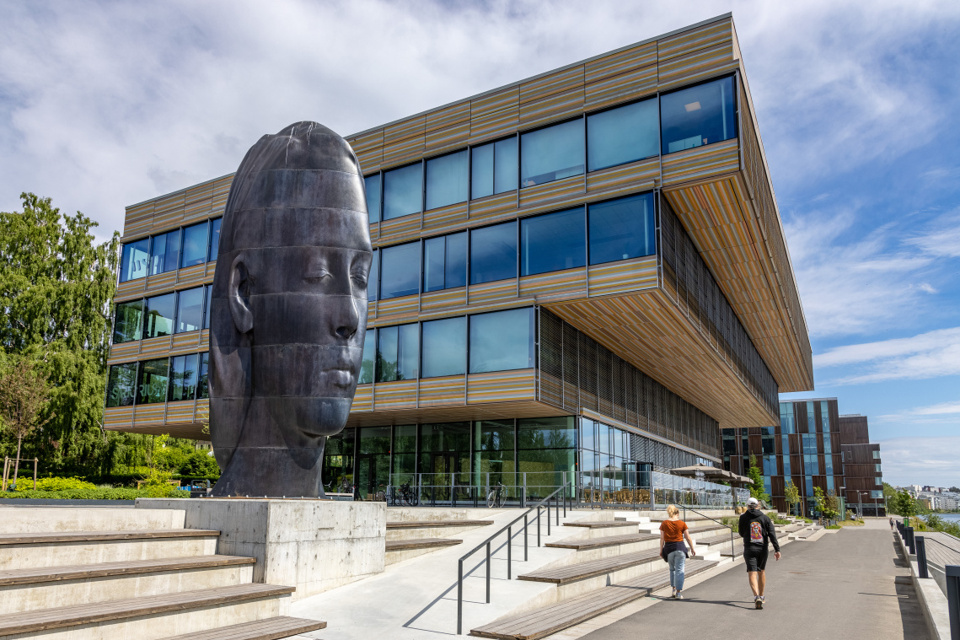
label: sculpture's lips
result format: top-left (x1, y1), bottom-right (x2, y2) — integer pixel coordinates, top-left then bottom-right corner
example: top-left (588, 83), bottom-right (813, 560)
top-left (324, 368), bottom-right (354, 388)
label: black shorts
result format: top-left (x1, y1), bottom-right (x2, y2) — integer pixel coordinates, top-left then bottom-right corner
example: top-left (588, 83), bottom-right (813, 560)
top-left (743, 544), bottom-right (769, 572)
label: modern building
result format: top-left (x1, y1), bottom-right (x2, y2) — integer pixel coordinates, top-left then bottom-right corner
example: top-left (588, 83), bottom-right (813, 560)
top-left (103, 15), bottom-right (813, 504)
top-left (721, 399), bottom-right (885, 517)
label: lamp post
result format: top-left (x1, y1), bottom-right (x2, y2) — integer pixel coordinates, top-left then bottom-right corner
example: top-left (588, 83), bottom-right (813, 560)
top-left (840, 486), bottom-right (846, 519)
top-left (858, 491), bottom-right (865, 520)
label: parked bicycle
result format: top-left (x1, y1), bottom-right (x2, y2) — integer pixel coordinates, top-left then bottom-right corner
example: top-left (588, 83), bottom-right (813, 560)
top-left (486, 481), bottom-right (506, 508)
top-left (393, 481), bottom-right (419, 507)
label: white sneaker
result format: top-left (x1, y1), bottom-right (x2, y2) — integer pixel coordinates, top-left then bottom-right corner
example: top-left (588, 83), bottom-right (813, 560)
top-left (676, 590), bottom-right (683, 600)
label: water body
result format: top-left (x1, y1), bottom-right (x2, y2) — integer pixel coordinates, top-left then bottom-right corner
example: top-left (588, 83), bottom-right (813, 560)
top-left (935, 513), bottom-right (960, 523)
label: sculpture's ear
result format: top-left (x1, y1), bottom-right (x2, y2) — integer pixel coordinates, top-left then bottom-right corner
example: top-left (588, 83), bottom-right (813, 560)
top-left (228, 253), bottom-right (253, 334)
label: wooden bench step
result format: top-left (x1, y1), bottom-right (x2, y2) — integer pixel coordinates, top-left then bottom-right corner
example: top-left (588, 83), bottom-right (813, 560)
top-left (0, 582), bottom-right (294, 636)
top-left (563, 521), bottom-right (636, 529)
top-left (0, 555), bottom-right (255, 587)
top-left (471, 560), bottom-right (718, 639)
top-left (386, 538), bottom-right (463, 552)
top-left (0, 529), bottom-right (221, 546)
top-left (518, 548), bottom-right (661, 584)
top-left (546, 533), bottom-right (658, 551)
top-left (386, 520), bottom-right (493, 529)
top-left (160, 616), bottom-right (326, 640)
top-left (695, 533), bottom-right (739, 547)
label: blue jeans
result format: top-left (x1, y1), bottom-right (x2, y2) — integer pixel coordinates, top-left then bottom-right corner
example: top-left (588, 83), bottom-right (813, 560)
top-left (668, 550), bottom-right (686, 591)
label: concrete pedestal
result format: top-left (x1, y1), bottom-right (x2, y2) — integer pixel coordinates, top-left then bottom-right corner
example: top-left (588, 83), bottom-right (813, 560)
top-left (136, 498), bottom-right (385, 600)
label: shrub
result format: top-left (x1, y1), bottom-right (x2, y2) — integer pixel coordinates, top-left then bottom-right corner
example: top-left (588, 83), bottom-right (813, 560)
top-left (2, 487), bottom-right (188, 500)
top-left (13, 476), bottom-right (96, 492)
top-left (179, 451), bottom-right (220, 478)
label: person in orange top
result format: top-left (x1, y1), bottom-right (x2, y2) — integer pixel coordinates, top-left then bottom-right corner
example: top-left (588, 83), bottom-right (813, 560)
top-left (660, 504), bottom-right (697, 599)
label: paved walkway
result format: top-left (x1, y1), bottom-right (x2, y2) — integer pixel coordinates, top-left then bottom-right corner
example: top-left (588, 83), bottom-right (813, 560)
top-left (575, 519), bottom-right (930, 640)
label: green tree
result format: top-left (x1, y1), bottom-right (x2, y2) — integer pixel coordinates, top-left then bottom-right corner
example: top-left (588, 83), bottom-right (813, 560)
top-left (746, 454), bottom-right (771, 504)
top-left (894, 489), bottom-right (917, 518)
top-left (0, 357), bottom-right (53, 483)
top-left (0, 193), bottom-right (122, 475)
top-left (784, 479), bottom-right (801, 517)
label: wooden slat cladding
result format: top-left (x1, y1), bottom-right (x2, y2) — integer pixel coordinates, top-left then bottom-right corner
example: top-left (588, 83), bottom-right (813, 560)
top-left (372, 295), bottom-right (419, 324)
top-left (425, 102), bottom-right (471, 154)
top-left (123, 202), bottom-right (154, 238)
top-left (661, 139), bottom-right (740, 186)
top-left (348, 129), bottom-right (385, 174)
top-left (422, 202), bottom-right (468, 236)
top-left (584, 65), bottom-right (657, 111)
top-left (418, 375), bottom-right (467, 407)
top-left (587, 257), bottom-right (659, 297)
top-left (468, 192), bottom-right (517, 225)
top-left (658, 17), bottom-right (733, 61)
top-left (352, 385), bottom-right (373, 412)
top-left (377, 213), bottom-right (421, 246)
top-left (374, 380), bottom-right (418, 410)
top-left (470, 87), bottom-right (519, 143)
top-left (420, 287), bottom-right (467, 314)
top-left (519, 268), bottom-right (587, 302)
top-left (585, 41), bottom-right (658, 84)
top-left (467, 370), bottom-right (536, 404)
top-left (518, 175), bottom-right (584, 210)
top-left (519, 88), bottom-right (585, 129)
top-left (585, 157), bottom-right (659, 199)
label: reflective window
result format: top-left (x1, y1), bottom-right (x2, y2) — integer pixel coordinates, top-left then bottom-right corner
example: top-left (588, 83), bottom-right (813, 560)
top-left (119, 238), bottom-right (150, 282)
top-left (587, 98), bottom-right (659, 171)
top-left (359, 328), bottom-right (376, 384)
top-left (367, 249), bottom-right (379, 301)
top-left (208, 217), bottom-right (222, 262)
top-left (780, 403), bottom-right (795, 434)
top-left (113, 300), bottom-right (144, 344)
top-left (421, 316), bottom-right (466, 378)
top-left (820, 400), bottom-right (830, 432)
top-left (365, 174), bottom-right (382, 224)
top-left (180, 221), bottom-right (208, 268)
top-left (106, 362), bottom-right (138, 407)
top-left (376, 323), bottom-right (419, 382)
top-left (521, 207), bottom-right (585, 276)
top-left (142, 293), bottom-right (176, 339)
top-left (202, 285), bottom-right (212, 330)
top-left (197, 353), bottom-right (209, 399)
top-left (380, 242), bottom-right (420, 299)
top-left (661, 76), bottom-right (736, 154)
top-left (520, 119), bottom-right (584, 187)
top-left (588, 193), bottom-right (656, 265)
top-left (423, 232), bottom-right (467, 292)
top-left (383, 162), bottom-right (422, 220)
top-left (518, 417), bottom-right (575, 449)
top-left (469, 307), bottom-right (535, 373)
top-left (425, 150), bottom-right (468, 210)
top-left (471, 136), bottom-right (518, 198)
top-left (470, 222), bottom-right (517, 285)
top-left (168, 354), bottom-right (198, 401)
top-left (149, 229), bottom-right (181, 275)
top-left (137, 358), bottom-right (169, 404)
top-left (175, 287), bottom-right (204, 334)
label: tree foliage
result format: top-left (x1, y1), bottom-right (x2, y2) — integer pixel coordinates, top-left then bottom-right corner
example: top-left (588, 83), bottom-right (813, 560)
top-left (746, 454), bottom-right (771, 504)
top-left (0, 192), bottom-right (149, 476)
top-left (784, 479), bottom-right (801, 516)
top-left (0, 357), bottom-right (53, 481)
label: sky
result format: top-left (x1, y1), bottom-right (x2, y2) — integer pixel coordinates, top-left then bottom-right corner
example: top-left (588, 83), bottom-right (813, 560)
top-left (1, 0), bottom-right (958, 488)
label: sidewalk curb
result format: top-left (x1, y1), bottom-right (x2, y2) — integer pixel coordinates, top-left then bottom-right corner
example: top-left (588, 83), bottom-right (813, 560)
top-left (894, 530), bottom-right (950, 639)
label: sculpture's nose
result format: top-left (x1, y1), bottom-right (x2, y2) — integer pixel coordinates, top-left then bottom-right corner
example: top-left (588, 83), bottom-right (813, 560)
top-left (334, 296), bottom-right (360, 341)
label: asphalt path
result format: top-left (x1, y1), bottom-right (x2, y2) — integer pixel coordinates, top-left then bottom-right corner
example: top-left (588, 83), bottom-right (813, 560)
top-left (578, 519), bottom-right (930, 640)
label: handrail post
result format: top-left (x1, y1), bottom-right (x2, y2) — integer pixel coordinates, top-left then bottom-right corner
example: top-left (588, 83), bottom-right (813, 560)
top-left (547, 503), bottom-right (551, 536)
top-left (452, 475), bottom-right (456, 507)
top-left (916, 536), bottom-right (929, 579)
top-left (524, 513), bottom-right (529, 561)
top-left (947, 565), bottom-right (960, 640)
top-left (457, 559), bottom-right (464, 635)
top-left (537, 507), bottom-right (542, 546)
top-left (507, 526), bottom-right (513, 579)
top-left (523, 473), bottom-right (528, 508)
top-left (485, 541), bottom-right (491, 603)
top-left (906, 526), bottom-right (916, 555)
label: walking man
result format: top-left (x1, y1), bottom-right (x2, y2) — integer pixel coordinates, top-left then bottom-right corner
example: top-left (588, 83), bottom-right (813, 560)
top-left (738, 497), bottom-right (781, 609)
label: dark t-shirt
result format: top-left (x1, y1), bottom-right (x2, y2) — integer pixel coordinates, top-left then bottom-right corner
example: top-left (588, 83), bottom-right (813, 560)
top-left (738, 509), bottom-right (780, 552)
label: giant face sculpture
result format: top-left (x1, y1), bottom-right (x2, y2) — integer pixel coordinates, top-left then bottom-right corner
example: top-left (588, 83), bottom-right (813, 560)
top-left (209, 122), bottom-right (371, 497)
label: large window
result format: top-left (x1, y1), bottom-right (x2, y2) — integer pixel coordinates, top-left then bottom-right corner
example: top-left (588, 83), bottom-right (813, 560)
top-left (421, 317), bottom-right (466, 378)
top-left (475, 419), bottom-right (516, 490)
top-left (149, 229), bottom-right (180, 276)
top-left (113, 300), bottom-right (144, 344)
top-left (180, 221), bottom-right (208, 269)
top-left (198, 352), bottom-right (209, 399)
top-left (137, 358), bottom-right (169, 404)
top-left (106, 362), bottom-right (138, 407)
top-left (587, 98), bottom-right (659, 171)
top-left (588, 193), bottom-right (656, 265)
top-left (208, 218), bottom-right (222, 262)
top-left (520, 119), bottom-right (584, 187)
top-left (423, 232), bottom-right (467, 292)
top-left (168, 354), bottom-right (198, 401)
top-left (367, 249), bottom-right (379, 301)
top-left (520, 207), bottom-right (585, 276)
top-left (175, 287), bottom-right (204, 334)
top-left (425, 150), bottom-right (468, 210)
top-left (470, 222), bottom-right (517, 285)
top-left (359, 328), bottom-right (376, 384)
top-left (376, 323), bottom-right (419, 382)
top-left (469, 307), bottom-right (535, 373)
top-left (365, 174), bottom-right (382, 224)
top-left (661, 76), bottom-right (736, 154)
top-left (202, 285), bottom-right (212, 330)
top-left (142, 293), bottom-right (176, 339)
top-left (383, 163), bottom-right (422, 220)
top-left (471, 137), bottom-right (518, 198)
top-left (119, 238), bottom-right (150, 282)
top-left (380, 242), bottom-right (420, 299)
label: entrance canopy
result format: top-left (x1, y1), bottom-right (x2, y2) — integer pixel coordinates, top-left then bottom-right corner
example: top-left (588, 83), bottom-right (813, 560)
top-left (670, 464), bottom-right (753, 486)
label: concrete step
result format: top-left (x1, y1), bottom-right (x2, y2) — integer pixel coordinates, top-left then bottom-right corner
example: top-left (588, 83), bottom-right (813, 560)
top-left (0, 555), bottom-right (256, 615)
top-left (0, 529), bottom-right (220, 570)
top-left (518, 548), bottom-right (665, 603)
top-left (546, 533), bottom-right (659, 552)
top-left (386, 519), bottom-right (493, 541)
top-left (0, 507), bottom-right (186, 534)
top-left (385, 537), bottom-right (463, 565)
top-left (0, 582), bottom-right (294, 640)
top-left (471, 560), bottom-right (718, 639)
top-left (159, 616), bottom-right (326, 640)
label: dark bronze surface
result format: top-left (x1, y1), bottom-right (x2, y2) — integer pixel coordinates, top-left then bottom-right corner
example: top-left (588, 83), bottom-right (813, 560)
top-left (209, 122), bottom-right (371, 497)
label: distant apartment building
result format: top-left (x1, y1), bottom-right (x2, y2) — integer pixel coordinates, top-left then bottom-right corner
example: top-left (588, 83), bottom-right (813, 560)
top-left (722, 399), bottom-right (885, 517)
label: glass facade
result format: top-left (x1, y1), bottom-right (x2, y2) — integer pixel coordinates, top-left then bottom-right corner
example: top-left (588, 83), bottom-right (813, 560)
top-left (471, 136), bottom-right (518, 198)
top-left (180, 221), bottom-right (208, 269)
top-left (175, 287), bottom-right (204, 334)
top-left (149, 229), bottom-right (181, 276)
top-left (469, 308), bottom-right (535, 373)
top-left (660, 76), bottom-right (736, 154)
top-left (423, 232), bottom-right (467, 292)
top-left (113, 300), bottom-right (144, 344)
top-left (137, 358), bottom-right (169, 405)
top-left (168, 354), bottom-right (198, 402)
top-left (380, 242), bottom-right (420, 299)
top-left (587, 98), bottom-right (659, 171)
top-left (106, 362), bottom-right (137, 407)
top-left (470, 221), bottom-right (517, 284)
top-left (520, 119), bottom-right (584, 187)
top-left (425, 150), bottom-right (468, 210)
top-left (521, 207), bottom-right (585, 276)
top-left (588, 193), bottom-right (656, 265)
top-left (142, 293), bottom-right (176, 339)
top-left (421, 317), bottom-right (466, 378)
top-left (376, 323), bottom-right (419, 382)
top-left (383, 162), bottom-right (422, 220)
top-left (364, 174), bottom-right (382, 224)
top-left (117, 217), bottom-right (221, 284)
top-left (119, 238), bottom-right (149, 282)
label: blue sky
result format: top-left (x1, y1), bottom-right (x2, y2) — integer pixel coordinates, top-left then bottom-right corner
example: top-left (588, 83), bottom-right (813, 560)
top-left (1, 1), bottom-right (958, 487)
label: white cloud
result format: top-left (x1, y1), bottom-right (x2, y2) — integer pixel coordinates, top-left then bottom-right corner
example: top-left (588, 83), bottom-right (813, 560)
top-left (814, 327), bottom-right (960, 384)
top-left (906, 210), bottom-right (960, 259)
top-left (876, 436), bottom-right (960, 487)
top-left (877, 400), bottom-right (960, 425)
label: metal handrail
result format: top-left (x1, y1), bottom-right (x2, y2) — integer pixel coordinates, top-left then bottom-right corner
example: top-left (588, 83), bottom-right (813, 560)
top-left (456, 481), bottom-right (571, 635)
top-left (681, 505), bottom-right (740, 561)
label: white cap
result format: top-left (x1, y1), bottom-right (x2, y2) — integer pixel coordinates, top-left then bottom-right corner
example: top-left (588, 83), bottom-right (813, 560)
top-left (746, 497), bottom-right (760, 507)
